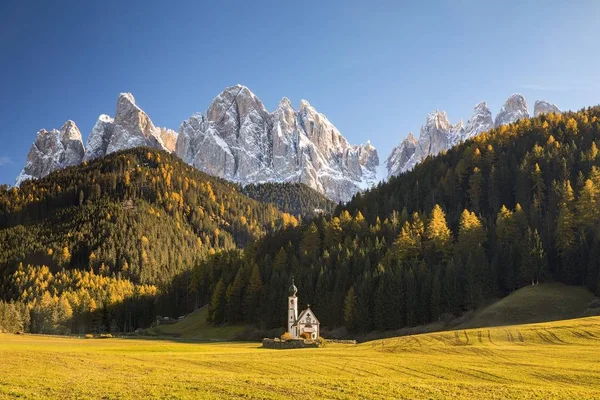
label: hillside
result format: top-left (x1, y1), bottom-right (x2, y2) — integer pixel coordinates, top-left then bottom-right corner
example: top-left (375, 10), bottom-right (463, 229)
top-left (174, 105), bottom-right (600, 332)
top-left (2, 316), bottom-right (600, 398)
top-left (461, 282), bottom-right (597, 329)
top-left (0, 147), bottom-right (298, 286)
top-left (242, 182), bottom-right (336, 218)
top-left (0, 147), bottom-right (301, 333)
top-left (143, 306), bottom-right (247, 341)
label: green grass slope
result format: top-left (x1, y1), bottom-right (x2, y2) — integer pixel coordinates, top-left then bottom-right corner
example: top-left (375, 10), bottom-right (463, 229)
top-left (143, 307), bottom-right (247, 341)
top-left (461, 282), bottom-right (596, 329)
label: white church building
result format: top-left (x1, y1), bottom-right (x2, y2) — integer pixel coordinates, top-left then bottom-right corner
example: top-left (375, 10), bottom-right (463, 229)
top-left (287, 278), bottom-right (320, 340)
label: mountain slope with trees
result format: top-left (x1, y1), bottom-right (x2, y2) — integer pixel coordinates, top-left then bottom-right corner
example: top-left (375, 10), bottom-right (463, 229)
top-left (0, 147), bottom-right (302, 332)
top-left (242, 182), bottom-right (336, 218)
top-left (0, 146), bottom-right (299, 287)
top-left (170, 106), bottom-right (600, 333)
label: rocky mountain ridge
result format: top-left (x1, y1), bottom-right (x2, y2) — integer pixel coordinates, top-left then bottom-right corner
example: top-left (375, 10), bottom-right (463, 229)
top-left (83, 93), bottom-right (170, 162)
top-left (386, 94), bottom-right (560, 178)
top-left (176, 85), bottom-right (378, 203)
top-left (15, 121), bottom-right (85, 186)
top-left (16, 86), bottom-right (378, 203)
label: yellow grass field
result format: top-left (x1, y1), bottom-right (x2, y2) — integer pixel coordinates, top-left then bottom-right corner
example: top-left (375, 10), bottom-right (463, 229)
top-left (1, 317), bottom-right (600, 399)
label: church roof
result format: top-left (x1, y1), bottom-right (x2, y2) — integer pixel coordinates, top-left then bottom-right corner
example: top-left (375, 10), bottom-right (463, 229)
top-left (292, 307), bottom-right (320, 327)
top-left (289, 277), bottom-right (298, 297)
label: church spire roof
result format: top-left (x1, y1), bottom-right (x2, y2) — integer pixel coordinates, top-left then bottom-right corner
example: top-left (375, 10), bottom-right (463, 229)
top-left (289, 276), bottom-right (298, 297)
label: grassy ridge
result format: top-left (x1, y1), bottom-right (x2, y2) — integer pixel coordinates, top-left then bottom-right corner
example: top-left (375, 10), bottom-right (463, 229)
top-left (143, 307), bottom-right (247, 341)
top-left (1, 316), bottom-right (600, 399)
top-left (461, 282), bottom-right (596, 329)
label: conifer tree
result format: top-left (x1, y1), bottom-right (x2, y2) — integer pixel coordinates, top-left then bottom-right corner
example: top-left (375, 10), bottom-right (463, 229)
top-left (425, 205), bottom-right (452, 263)
top-left (556, 181), bottom-right (576, 268)
top-left (243, 264), bottom-right (263, 324)
top-left (576, 179), bottom-right (598, 228)
top-left (343, 286), bottom-right (357, 331)
top-left (468, 167), bottom-right (483, 213)
top-left (209, 279), bottom-right (226, 324)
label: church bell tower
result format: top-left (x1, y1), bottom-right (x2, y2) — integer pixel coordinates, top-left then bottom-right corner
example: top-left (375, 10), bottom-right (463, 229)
top-left (288, 277), bottom-right (298, 338)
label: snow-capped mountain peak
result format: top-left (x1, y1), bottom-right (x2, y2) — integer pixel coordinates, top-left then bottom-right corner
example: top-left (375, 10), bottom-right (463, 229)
top-left (175, 87), bottom-right (378, 202)
top-left (462, 101), bottom-right (493, 141)
top-left (278, 97), bottom-right (293, 109)
top-left (16, 120), bottom-right (85, 186)
top-left (84, 92), bottom-right (172, 162)
top-left (534, 100), bottom-right (561, 117)
top-left (494, 94), bottom-right (529, 128)
top-left (387, 94), bottom-right (556, 178)
top-left (385, 132), bottom-right (418, 178)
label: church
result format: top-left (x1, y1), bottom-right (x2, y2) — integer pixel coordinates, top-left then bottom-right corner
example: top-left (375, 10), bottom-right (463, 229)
top-left (287, 278), bottom-right (320, 340)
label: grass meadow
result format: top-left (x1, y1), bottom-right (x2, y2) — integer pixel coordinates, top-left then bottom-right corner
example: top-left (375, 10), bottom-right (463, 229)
top-left (1, 316), bottom-right (600, 399)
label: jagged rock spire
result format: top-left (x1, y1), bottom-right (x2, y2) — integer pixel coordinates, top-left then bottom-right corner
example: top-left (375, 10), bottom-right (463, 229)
top-left (16, 121), bottom-right (84, 186)
top-left (175, 85), bottom-right (379, 202)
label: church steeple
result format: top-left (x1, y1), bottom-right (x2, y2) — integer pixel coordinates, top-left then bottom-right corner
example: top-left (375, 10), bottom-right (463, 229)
top-left (287, 277), bottom-right (299, 338)
top-left (289, 276), bottom-right (298, 297)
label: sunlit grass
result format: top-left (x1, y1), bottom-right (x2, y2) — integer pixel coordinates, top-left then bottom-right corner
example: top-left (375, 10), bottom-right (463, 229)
top-left (1, 316), bottom-right (600, 399)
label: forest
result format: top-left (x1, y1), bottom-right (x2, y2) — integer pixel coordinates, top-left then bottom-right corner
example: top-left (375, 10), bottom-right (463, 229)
top-left (161, 106), bottom-right (600, 332)
top-left (0, 148), bottom-right (298, 332)
top-left (0, 148), bottom-right (300, 286)
top-left (2, 107), bottom-right (600, 334)
top-left (242, 182), bottom-right (336, 218)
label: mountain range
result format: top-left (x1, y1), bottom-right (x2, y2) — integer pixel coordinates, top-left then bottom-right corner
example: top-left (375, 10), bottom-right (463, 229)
top-left (15, 87), bottom-right (560, 202)
top-left (386, 95), bottom-right (561, 178)
top-left (16, 86), bottom-right (378, 203)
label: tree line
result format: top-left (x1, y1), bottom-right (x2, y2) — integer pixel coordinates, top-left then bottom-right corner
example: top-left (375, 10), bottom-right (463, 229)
top-left (0, 264), bottom-right (156, 334)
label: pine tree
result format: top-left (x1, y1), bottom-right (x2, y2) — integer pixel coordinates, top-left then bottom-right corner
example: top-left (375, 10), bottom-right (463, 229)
top-left (404, 268), bottom-right (417, 326)
top-left (576, 179), bottom-right (598, 228)
top-left (353, 282), bottom-right (372, 332)
top-left (457, 209), bottom-right (486, 307)
top-left (457, 210), bottom-right (484, 250)
top-left (393, 222), bottom-right (418, 261)
top-left (468, 167), bottom-right (483, 213)
top-left (373, 278), bottom-right (386, 331)
top-left (343, 286), bottom-right (357, 331)
top-left (225, 268), bottom-right (245, 324)
top-left (243, 264), bottom-right (263, 324)
top-left (530, 163), bottom-right (546, 211)
top-left (425, 205), bottom-right (452, 263)
top-left (556, 200), bottom-right (575, 263)
top-left (495, 206), bottom-right (519, 292)
top-left (209, 279), bottom-right (226, 324)
top-left (301, 223), bottom-right (321, 261)
top-left (529, 229), bottom-right (546, 284)
top-left (430, 272), bottom-right (441, 321)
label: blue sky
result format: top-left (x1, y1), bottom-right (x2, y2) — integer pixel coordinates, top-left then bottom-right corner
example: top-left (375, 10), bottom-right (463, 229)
top-left (1, 0), bottom-right (600, 184)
